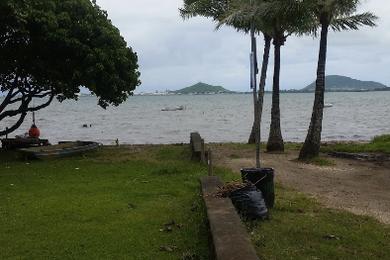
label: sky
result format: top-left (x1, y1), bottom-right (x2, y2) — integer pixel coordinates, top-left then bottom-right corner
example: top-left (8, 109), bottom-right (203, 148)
top-left (96, 0), bottom-right (390, 93)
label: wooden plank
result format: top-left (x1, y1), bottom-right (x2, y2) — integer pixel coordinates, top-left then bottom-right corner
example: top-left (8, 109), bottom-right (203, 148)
top-left (208, 149), bottom-right (213, 176)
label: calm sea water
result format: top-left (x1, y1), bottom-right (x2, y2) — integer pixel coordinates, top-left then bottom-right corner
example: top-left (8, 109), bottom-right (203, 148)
top-left (1, 92), bottom-right (389, 145)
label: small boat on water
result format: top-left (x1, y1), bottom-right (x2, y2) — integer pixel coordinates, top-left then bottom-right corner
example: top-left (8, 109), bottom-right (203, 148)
top-left (324, 103), bottom-right (333, 108)
top-left (19, 141), bottom-right (100, 159)
top-left (161, 105), bottom-right (185, 112)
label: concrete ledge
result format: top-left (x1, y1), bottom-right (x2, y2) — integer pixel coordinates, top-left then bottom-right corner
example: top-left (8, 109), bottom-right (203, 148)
top-left (201, 176), bottom-right (259, 260)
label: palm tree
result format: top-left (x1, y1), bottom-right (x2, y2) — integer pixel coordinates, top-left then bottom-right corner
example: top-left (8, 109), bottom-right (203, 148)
top-left (219, 1), bottom-right (283, 151)
top-left (248, 33), bottom-right (271, 145)
top-left (232, 0), bottom-right (311, 153)
top-left (181, 0), bottom-right (272, 167)
top-left (266, 21), bottom-right (285, 152)
top-left (220, 1), bottom-right (272, 145)
top-left (299, 0), bottom-right (377, 160)
top-left (188, 0), bottom-right (313, 154)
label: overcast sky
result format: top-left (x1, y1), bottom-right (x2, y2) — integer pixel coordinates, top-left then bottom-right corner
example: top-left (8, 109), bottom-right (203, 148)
top-left (96, 0), bottom-right (390, 92)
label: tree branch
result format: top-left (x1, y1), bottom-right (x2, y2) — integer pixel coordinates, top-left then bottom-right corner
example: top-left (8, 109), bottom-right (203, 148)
top-left (0, 95), bottom-right (30, 121)
top-left (0, 87), bottom-right (15, 112)
top-left (27, 93), bottom-right (54, 112)
top-left (0, 112), bottom-right (28, 136)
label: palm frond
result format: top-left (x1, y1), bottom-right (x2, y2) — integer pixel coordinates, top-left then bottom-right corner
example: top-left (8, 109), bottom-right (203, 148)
top-left (179, 0), bottom-right (228, 20)
top-left (215, 1), bottom-right (263, 33)
top-left (330, 12), bottom-right (378, 31)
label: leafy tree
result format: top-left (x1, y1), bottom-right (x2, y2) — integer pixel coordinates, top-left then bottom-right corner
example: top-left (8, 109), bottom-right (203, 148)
top-left (299, 0), bottom-right (377, 159)
top-left (0, 0), bottom-right (140, 136)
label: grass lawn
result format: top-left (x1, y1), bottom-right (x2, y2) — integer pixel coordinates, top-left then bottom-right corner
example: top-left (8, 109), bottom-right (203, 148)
top-left (321, 134), bottom-right (390, 154)
top-left (0, 145), bottom-right (233, 259)
top-left (249, 185), bottom-right (390, 259)
top-left (1, 144), bottom-right (389, 259)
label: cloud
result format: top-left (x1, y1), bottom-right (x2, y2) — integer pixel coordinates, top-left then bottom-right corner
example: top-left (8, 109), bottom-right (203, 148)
top-left (97, 0), bottom-right (390, 92)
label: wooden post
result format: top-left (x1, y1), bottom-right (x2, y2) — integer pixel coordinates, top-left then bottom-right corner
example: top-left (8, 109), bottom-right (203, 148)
top-left (201, 139), bottom-right (206, 163)
top-left (208, 148), bottom-right (213, 176)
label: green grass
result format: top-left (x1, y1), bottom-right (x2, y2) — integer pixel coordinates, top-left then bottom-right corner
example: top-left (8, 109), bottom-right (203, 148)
top-left (321, 134), bottom-right (390, 154)
top-left (249, 185), bottom-right (390, 259)
top-left (0, 145), bottom-right (234, 260)
top-left (212, 134), bottom-right (390, 155)
top-left (1, 144), bottom-right (389, 259)
top-left (297, 156), bottom-right (336, 167)
top-left (284, 142), bottom-right (302, 151)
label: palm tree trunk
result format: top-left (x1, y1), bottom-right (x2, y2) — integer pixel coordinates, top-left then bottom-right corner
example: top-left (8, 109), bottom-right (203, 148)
top-left (248, 34), bottom-right (272, 144)
top-left (299, 21), bottom-right (329, 160)
top-left (267, 37), bottom-right (284, 152)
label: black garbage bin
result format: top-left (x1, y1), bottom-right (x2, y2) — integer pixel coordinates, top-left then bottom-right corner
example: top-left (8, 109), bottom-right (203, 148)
top-left (241, 168), bottom-right (275, 208)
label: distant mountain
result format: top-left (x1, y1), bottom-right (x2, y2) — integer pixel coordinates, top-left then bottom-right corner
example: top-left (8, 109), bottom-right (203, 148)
top-left (302, 75), bottom-right (388, 92)
top-left (173, 82), bottom-right (233, 94)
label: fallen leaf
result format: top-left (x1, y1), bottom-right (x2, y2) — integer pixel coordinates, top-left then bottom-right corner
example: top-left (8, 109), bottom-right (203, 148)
top-left (128, 203), bottom-right (136, 209)
top-left (159, 245), bottom-right (177, 252)
top-left (176, 224), bottom-right (184, 229)
top-left (182, 252), bottom-right (199, 260)
top-left (323, 234), bottom-right (340, 240)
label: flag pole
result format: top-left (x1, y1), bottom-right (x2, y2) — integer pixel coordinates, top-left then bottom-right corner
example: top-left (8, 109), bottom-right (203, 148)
top-left (250, 0), bottom-right (260, 168)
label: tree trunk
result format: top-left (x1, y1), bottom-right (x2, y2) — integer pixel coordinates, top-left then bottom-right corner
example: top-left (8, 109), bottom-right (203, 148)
top-left (267, 36), bottom-right (284, 152)
top-left (299, 21), bottom-right (329, 160)
top-left (248, 34), bottom-right (272, 144)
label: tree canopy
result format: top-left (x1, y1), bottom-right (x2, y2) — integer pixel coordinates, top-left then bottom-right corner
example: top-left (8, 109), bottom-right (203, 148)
top-left (0, 0), bottom-right (141, 136)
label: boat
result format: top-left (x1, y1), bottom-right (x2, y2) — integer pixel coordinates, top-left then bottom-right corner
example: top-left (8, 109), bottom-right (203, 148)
top-left (161, 105), bottom-right (185, 112)
top-left (1, 138), bottom-right (49, 150)
top-left (324, 103), bottom-right (333, 108)
top-left (19, 141), bottom-right (100, 159)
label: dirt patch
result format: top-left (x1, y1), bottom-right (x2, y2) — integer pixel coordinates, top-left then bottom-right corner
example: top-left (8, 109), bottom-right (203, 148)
top-left (211, 144), bottom-right (390, 224)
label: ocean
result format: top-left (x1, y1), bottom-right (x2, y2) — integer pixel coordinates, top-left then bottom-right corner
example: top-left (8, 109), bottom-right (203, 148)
top-left (1, 92), bottom-right (389, 145)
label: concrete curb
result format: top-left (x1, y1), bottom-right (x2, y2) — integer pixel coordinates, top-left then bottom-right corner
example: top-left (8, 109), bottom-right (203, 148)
top-left (201, 176), bottom-right (259, 260)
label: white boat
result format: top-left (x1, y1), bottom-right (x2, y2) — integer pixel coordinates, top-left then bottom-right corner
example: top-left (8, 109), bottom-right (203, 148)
top-left (324, 103), bottom-right (333, 108)
top-left (161, 105), bottom-right (185, 112)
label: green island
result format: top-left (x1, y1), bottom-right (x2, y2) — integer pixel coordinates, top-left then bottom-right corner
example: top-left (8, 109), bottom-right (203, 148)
top-left (169, 76), bottom-right (390, 96)
top-left (301, 75), bottom-right (389, 92)
top-left (171, 82), bottom-right (234, 94)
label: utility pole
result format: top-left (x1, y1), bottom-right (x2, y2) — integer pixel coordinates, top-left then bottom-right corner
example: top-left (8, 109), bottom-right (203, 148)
top-left (250, 0), bottom-right (261, 168)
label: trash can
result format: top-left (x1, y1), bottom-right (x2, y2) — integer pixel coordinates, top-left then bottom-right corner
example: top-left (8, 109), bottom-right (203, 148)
top-left (241, 168), bottom-right (275, 208)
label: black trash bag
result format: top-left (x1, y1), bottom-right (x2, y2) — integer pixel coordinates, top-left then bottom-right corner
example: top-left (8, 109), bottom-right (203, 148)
top-left (229, 184), bottom-right (268, 220)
